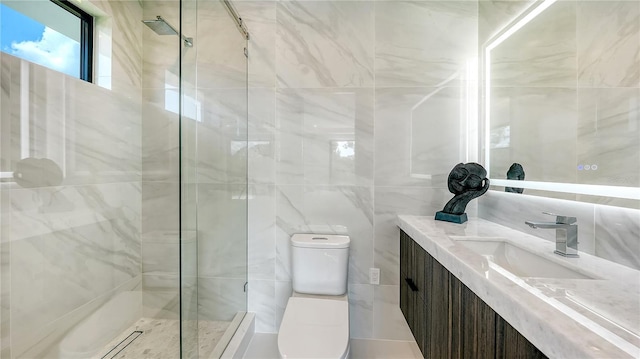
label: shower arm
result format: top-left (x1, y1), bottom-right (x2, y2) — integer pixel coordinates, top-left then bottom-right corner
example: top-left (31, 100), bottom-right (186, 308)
top-left (157, 16), bottom-right (193, 48)
top-left (143, 16), bottom-right (193, 48)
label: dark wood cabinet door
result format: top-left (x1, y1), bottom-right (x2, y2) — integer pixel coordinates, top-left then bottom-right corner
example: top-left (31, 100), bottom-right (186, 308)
top-left (496, 317), bottom-right (547, 359)
top-left (426, 257), bottom-right (449, 359)
top-left (400, 231), bottom-right (409, 324)
top-left (461, 281), bottom-right (496, 359)
top-left (413, 239), bottom-right (426, 301)
top-left (400, 231), bottom-right (546, 359)
top-left (412, 290), bottom-right (427, 354)
top-left (449, 273), bottom-right (464, 359)
top-left (400, 269), bottom-right (411, 327)
top-left (400, 231), bottom-right (412, 277)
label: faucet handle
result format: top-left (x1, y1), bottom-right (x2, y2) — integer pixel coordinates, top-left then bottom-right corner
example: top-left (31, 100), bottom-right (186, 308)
top-left (542, 212), bottom-right (576, 224)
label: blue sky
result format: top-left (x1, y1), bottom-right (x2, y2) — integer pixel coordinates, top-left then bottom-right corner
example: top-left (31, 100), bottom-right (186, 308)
top-left (0, 5), bottom-right (45, 49)
top-left (1, 3), bottom-right (80, 77)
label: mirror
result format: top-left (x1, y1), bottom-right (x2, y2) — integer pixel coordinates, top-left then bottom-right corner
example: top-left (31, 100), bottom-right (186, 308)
top-left (484, 0), bottom-right (640, 203)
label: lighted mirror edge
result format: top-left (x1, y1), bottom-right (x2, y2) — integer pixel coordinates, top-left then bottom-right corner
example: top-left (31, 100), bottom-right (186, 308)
top-left (484, 0), bottom-right (558, 176)
top-left (490, 179), bottom-right (640, 201)
top-left (485, 0), bottom-right (558, 52)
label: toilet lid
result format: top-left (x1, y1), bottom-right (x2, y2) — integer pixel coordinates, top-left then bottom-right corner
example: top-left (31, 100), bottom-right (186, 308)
top-left (278, 297), bottom-right (349, 358)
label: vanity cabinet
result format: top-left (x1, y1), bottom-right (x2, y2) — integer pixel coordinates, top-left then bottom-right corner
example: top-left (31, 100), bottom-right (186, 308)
top-left (400, 230), bottom-right (547, 359)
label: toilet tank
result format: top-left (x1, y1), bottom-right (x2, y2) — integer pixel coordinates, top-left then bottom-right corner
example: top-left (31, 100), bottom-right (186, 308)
top-left (291, 234), bottom-right (350, 296)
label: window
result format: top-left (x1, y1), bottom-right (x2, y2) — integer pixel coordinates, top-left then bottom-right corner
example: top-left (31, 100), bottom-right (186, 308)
top-left (0, 0), bottom-right (93, 81)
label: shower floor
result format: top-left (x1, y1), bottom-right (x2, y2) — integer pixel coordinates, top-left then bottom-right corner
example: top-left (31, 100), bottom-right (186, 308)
top-left (95, 318), bottom-right (231, 359)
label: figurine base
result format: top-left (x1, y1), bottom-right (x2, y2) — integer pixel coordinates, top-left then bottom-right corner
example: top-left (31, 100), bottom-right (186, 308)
top-left (435, 211), bottom-right (468, 224)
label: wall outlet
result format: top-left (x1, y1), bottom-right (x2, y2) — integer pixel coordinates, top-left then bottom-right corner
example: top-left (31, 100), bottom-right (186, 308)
top-left (369, 268), bottom-right (380, 285)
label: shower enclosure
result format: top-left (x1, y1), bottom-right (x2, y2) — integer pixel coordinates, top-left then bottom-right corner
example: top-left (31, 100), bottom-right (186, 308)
top-left (0, 0), bottom-right (248, 357)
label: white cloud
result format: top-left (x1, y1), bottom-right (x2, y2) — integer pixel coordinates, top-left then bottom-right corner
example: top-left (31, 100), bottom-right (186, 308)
top-left (10, 27), bottom-right (80, 77)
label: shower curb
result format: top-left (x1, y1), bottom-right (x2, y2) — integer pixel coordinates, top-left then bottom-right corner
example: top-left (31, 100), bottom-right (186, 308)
top-left (218, 313), bottom-right (255, 359)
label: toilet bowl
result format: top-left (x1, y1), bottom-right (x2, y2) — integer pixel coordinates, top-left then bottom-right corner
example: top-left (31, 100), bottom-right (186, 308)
top-left (278, 296), bottom-right (350, 359)
top-left (277, 234), bottom-right (351, 359)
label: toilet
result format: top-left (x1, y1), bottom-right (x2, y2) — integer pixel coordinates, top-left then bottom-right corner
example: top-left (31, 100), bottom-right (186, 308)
top-left (277, 234), bottom-right (351, 359)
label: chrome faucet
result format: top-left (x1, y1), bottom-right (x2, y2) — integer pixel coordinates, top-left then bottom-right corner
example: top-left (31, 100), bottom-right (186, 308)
top-left (525, 212), bottom-right (579, 258)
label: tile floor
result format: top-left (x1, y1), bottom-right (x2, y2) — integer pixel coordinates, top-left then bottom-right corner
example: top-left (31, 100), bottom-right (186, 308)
top-left (242, 333), bottom-right (423, 359)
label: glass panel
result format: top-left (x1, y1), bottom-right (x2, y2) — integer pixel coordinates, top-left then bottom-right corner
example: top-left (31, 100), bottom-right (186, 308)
top-left (181, 0), bottom-right (199, 356)
top-left (180, 0), bottom-right (248, 357)
top-left (0, 0), bottom-right (149, 357)
top-left (114, 0), bottom-right (183, 357)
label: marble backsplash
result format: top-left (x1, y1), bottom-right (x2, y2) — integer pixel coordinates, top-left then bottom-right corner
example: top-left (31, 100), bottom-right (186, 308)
top-left (479, 191), bottom-right (640, 271)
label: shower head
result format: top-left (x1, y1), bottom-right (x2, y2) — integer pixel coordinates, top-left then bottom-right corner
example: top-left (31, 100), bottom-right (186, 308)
top-left (142, 16), bottom-right (193, 47)
top-left (143, 16), bottom-right (178, 35)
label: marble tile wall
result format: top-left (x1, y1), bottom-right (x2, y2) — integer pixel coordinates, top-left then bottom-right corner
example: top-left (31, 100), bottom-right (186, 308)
top-left (239, 0), bottom-right (478, 339)
top-left (0, 0), bottom-right (144, 357)
top-left (479, 0), bottom-right (640, 271)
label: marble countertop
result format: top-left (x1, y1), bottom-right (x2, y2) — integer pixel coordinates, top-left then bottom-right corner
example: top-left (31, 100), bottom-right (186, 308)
top-left (397, 215), bottom-right (640, 359)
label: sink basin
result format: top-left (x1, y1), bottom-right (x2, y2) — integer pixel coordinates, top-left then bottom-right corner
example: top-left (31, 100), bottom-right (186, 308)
top-left (454, 239), bottom-right (596, 280)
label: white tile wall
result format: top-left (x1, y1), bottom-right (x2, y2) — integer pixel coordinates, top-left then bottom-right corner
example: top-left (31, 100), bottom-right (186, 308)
top-left (243, 0), bottom-right (478, 340)
top-left (375, 1), bottom-right (478, 87)
top-left (245, 0), bottom-right (639, 342)
top-left (276, 1), bottom-right (374, 88)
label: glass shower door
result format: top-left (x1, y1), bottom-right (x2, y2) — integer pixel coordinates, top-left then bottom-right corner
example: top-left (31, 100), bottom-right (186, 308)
top-left (180, 0), bottom-right (248, 357)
